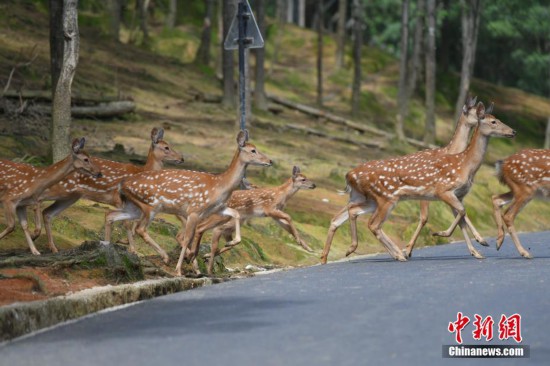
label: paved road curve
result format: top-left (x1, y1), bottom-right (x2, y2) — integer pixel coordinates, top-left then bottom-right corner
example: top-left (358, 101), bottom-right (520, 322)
top-left (2, 232), bottom-right (550, 365)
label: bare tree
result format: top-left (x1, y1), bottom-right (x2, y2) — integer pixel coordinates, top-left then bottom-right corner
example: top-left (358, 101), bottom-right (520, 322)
top-left (453, 0), bottom-right (482, 122)
top-left (287, 0), bottom-right (295, 23)
top-left (407, 0), bottom-right (425, 96)
top-left (317, 0), bottom-right (324, 107)
top-left (254, 0), bottom-right (267, 110)
top-left (545, 117), bottom-right (550, 149)
top-left (138, 0), bottom-right (150, 40)
top-left (424, 0), bottom-right (436, 144)
top-left (335, 0), bottom-right (347, 69)
top-left (49, 0), bottom-right (79, 162)
top-left (222, 0), bottom-right (236, 107)
top-left (272, 0), bottom-right (286, 68)
top-left (165, 0), bottom-right (177, 29)
top-left (298, 0), bottom-right (306, 27)
top-left (395, 0), bottom-right (410, 141)
top-left (351, 0), bottom-right (363, 117)
top-left (110, 0), bottom-right (122, 42)
top-left (195, 0), bottom-right (214, 65)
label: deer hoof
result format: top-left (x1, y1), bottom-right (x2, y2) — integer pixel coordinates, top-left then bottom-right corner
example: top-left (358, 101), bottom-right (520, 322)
top-left (521, 252), bottom-right (533, 259)
top-left (30, 248), bottom-right (41, 256)
top-left (471, 251), bottom-right (485, 259)
top-left (100, 240), bottom-right (110, 246)
top-left (320, 255), bottom-right (327, 264)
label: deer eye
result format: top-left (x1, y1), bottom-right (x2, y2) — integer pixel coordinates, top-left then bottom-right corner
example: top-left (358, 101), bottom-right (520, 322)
top-left (251, 149), bottom-right (256, 154)
top-left (165, 146), bottom-right (170, 150)
top-left (84, 158), bottom-right (89, 163)
top-left (491, 120), bottom-right (496, 125)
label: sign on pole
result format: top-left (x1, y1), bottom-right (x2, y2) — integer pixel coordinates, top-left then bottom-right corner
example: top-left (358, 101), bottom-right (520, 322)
top-left (224, 0), bottom-right (264, 132)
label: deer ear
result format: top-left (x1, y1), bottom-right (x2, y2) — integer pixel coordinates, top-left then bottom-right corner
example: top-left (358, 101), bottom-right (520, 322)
top-left (72, 138), bottom-right (85, 153)
top-left (476, 102), bottom-right (486, 119)
top-left (469, 96), bottom-right (477, 108)
top-left (292, 166), bottom-right (300, 177)
top-left (486, 102), bottom-right (494, 115)
top-left (237, 130), bottom-right (247, 147)
top-left (151, 127), bottom-right (163, 144)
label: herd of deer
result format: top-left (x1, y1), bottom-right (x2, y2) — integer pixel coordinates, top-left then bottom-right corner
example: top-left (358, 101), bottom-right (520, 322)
top-left (0, 97), bottom-right (548, 276)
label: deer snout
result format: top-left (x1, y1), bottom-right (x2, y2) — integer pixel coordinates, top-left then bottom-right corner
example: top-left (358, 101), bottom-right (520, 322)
top-left (310, 183), bottom-right (317, 189)
top-left (264, 159), bottom-right (274, 166)
top-left (506, 130), bottom-right (517, 138)
top-left (94, 171), bottom-right (103, 179)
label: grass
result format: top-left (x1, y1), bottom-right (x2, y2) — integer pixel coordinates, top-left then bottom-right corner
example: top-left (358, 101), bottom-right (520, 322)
top-left (0, 3), bottom-right (549, 274)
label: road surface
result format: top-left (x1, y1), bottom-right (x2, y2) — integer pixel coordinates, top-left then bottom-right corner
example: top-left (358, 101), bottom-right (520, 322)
top-left (1, 231), bottom-right (549, 365)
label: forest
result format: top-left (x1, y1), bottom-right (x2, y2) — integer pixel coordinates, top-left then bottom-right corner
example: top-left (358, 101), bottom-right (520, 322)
top-left (0, 0), bottom-right (549, 301)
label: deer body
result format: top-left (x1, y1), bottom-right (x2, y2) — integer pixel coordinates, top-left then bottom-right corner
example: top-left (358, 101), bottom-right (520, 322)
top-left (321, 103), bottom-right (515, 264)
top-left (189, 167), bottom-right (316, 275)
top-left (0, 138), bottom-right (101, 255)
top-left (38, 128), bottom-right (183, 255)
top-left (492, 148), bottom-right (550, 258)
top-left (104, 131), bottom-right (273, 275)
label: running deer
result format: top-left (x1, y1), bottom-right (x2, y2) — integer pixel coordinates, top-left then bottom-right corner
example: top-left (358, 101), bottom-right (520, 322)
top-left (321, 103), bottom-right (516, 264)
top-left (0, 138), bottom-right (101, 255)
top-left (104, 130), bottom-right (273, 275)
top-left (492, 149), bottom-right (550, 258)
top-left (39, 127), bottom-right (184, 256)
top-left (187, 166), bottom-right (316, 275)
top-left (404, 97), bottom-right (489, 258)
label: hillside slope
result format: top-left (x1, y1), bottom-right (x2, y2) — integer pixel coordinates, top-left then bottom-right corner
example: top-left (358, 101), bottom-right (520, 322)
top-left (0, 1), bottom-right (549, 274)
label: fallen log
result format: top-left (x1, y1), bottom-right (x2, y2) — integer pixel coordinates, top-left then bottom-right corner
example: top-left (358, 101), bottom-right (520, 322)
top-left (285, 123), bottom-right (384, 149)
top-left (2, 90), bottom-right (128, 104)
top-left (27, 100), bottom-right (136, 118)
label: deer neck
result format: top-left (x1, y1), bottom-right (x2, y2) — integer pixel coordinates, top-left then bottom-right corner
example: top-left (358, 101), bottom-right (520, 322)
top-left (274, 178), bottom-right (297, 206)
top-left (461, 126), bottom-right (489, 178)
top-left (445, 113), bottom-right (471, 154)
top-left (35, 155), bottom-right (75, 193)
top-left (217, 149), bottom-right (248, 195)
top-left (143, 145), bottom-right (162, 171)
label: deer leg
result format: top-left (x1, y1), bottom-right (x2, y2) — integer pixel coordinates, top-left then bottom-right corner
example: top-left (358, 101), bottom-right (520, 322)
top-left (321, 205), bottom-right (350, 264)
top-left (346, 201), bottom-right (376, 257)
top-left (42, 196), bottom-right (80, 253)
top-left (176, 213), bottom-right (200, 276)
top-left (134, 211), bottom-right (169, 264)
top-left (268, 210), bottom-right (313, 252)
top-left (30, 203), bottom-right (42, 240)
top-left (221, 207), bottom-right (241, 246)
top-left (492, 192), bottom-right (514, 249)
top-left (104, 202), bottom-right (141, 245)
top-left (0, 201), bottom-right (18, 241)
top-left (367, 200), bottom-right (407, 262)
top-left (16, 205), bottom-right (41, 256)
top-left (462, 215), bottom-right (488, 246)
top-left (206, 227), bottom-right (226, 276)
top-left (405, 201), bottom-right (429, 258)
top-left (502, 195), bottom-right (533, 259)
top-left (175, 214), bottom-right (187, 244)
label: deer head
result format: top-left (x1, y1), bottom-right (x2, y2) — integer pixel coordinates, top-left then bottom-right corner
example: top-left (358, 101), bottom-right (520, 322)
top-left (476, 103), bottom-right (516, 138)
top-left (150, 127), bottom-right (185, 164)
top-left (292, 166), bottom-right (316, 190)
top-left (237, 130), bottom-right (273, 167)
top-left (461, 95), bottom-right (480, 128)
top-left (71, 138), bottom-right (102, 178)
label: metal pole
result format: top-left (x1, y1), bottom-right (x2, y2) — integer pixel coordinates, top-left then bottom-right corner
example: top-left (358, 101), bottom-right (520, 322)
top-left (238, 0), bottom-right (248, 132)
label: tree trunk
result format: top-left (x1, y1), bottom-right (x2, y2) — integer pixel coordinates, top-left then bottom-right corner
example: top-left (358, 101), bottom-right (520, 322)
top-left (165, 0), bottom-right (177, 29)
top-left (254, 0), bottom-right (267, 111)
top-left (545, 117), bottom-right (550, 149)
top-left (316, 0), bottom-right (324, 107)
top-left (298, 0), bottom-right (306, 27)
top-left (222, 0), bottom-right (236, 108)
top-left (407, 0), bottom-right (425, 97)
top-left (351, 0), bottom-right (363, 117)
top-left (138, 0), bottom-right (149, 40)
top-left (272, 0), bottom-right (286, 68)
top-left (424, 0), bottom-right (436, 144)
top-left (453, 0), bottom-right (481, 122)
top-left (195, 0), bottom-right (214, 66)
top-left (395, 0), bottom-right (409, 141)
top-left (110, 0), bottom-right (121, 42)
top-left (468, 0), bottom-right (482, 76)
top-left (50, 0), bottom-right (79, 163)
top-left (287, 0), bottom-right (295, 23)
top-left (335, 0), bottom-right (347, 69)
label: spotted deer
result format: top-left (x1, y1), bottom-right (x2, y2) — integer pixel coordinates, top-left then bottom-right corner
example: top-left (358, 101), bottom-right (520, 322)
top-left (38, 127), bottom-right (184, 256)
top-left (0, 138), bottom-right (101, 255)
top-left (104, 130), bottom-right (273, 275)
top-left (492, 149), bottom-right (550, 258)
top-left (187, 166), bottom-right (316, 275)
top-left (321, 103), bottom-right (516, 264)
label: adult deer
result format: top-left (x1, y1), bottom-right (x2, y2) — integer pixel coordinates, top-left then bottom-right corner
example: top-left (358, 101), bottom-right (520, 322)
top-left (104, 130), bottom-right (273, 275)
top-left (188, 166), bottom-right (316, 275)
top-left (492, 149), bottom-right (550, 258)
top-left (39, 127), bottom-right (184, 257)
top-left (321, 103), bottom-right (516, 263)
top-left (321, 97), bottom-right (483, 264)
top-left (0, 138), bottom-right (101, 255)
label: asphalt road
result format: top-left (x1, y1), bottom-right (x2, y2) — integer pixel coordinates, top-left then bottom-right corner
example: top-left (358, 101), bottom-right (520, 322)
top-left (1, 231), bottom-right (550, 366)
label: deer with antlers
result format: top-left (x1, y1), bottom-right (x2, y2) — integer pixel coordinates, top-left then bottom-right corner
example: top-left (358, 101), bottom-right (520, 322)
top-left (0, 138), bottom-right (101, 255)
top-left (38, 127), bottom-right (184, 259)
top-left (492, 149), bottom-right (550, 258)
top-left (186, 166), bottom-right (316, 275)
top-left (321, 102), bottom-right (516, 264)
top-left (104, 130), bottom-right (273, 275)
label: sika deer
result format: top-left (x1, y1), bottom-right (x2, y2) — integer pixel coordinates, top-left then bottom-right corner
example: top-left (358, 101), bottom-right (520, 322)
top-left (104, 130), bottom-right (273, 275)
top-left (188, 166), bottom-right (316, 275)
top-left (492, 149), bottom-right (550, 258)
top-left (0, 138), bottom-right (101, 255)
top-left (39, 128), bottom-right (184, 255)
top-left (321, 103), bottom-right (515, 263)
